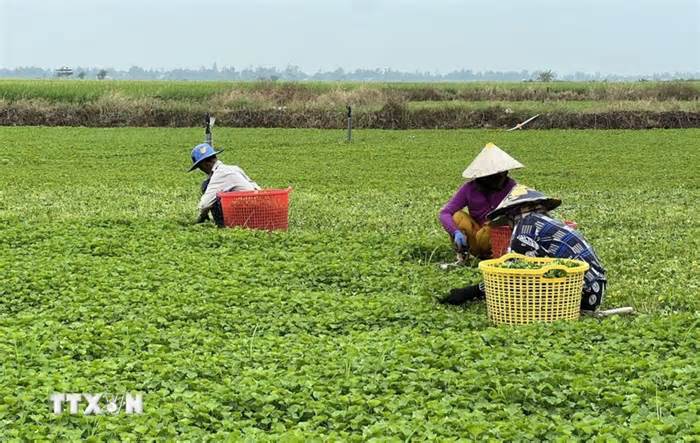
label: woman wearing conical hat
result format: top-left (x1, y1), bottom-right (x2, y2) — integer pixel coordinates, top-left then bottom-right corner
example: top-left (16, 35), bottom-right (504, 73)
top-left (440, 184), bottom-right (607, 312)
top-left (438, 143), bottom-right (523, 259)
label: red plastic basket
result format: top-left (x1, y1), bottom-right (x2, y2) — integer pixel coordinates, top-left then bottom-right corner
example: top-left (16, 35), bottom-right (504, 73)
top-left (490, 226), bottom-right (513, 258)
top-left (217, 188), bottom-right (292, 231)
top-left (490, 220), bottom-right (579, 258)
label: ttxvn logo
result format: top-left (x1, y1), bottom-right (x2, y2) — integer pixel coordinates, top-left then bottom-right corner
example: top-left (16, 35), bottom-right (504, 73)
top-left (51, 393), bottom-right (143, 415)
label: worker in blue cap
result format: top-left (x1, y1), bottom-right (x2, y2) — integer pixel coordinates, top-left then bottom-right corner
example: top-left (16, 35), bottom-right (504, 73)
top-left (189, 143), bottom-right (260, 226)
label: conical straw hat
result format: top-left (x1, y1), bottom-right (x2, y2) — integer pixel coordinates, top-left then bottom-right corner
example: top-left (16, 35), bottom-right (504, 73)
top-left (462, 142), bottom-right (524, 179)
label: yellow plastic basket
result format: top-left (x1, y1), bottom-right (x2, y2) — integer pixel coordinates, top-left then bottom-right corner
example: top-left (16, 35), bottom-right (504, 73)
top-left (478, 252), bottom-right (590, 325)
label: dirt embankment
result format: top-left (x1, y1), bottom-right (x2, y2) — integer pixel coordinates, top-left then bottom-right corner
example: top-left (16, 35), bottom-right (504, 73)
top-left (1, 100), bottom-right (698, 129)
top-left (2, 80), bottom-right (699, 128)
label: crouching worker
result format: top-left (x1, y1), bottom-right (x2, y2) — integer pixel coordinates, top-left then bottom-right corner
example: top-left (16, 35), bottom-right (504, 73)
top-left (440, 185), bottom-right (607, 312)
top-left (439, 143), bottom-right (523, 259)
top-left (188, 143), bottom-right (260, 227)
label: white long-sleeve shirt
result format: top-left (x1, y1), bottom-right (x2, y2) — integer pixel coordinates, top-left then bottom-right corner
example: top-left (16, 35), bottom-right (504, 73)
top-left (198, 161), bottom-right (260, 210)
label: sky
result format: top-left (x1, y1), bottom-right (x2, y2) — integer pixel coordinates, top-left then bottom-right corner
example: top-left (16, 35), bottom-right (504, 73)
top-left (1, 0), bottom-right (699, 75)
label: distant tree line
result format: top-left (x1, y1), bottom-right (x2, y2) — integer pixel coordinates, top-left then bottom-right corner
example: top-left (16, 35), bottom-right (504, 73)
top-left (0, 65), bottom-right (697, 82)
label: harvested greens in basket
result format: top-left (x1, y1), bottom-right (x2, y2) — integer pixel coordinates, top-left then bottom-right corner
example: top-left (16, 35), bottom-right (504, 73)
top-left (494, 258), bottom-right (581, 278)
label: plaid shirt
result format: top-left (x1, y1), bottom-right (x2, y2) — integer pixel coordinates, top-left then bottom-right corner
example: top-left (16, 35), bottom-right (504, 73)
top-left (510, 213), bottom-right (607, 310)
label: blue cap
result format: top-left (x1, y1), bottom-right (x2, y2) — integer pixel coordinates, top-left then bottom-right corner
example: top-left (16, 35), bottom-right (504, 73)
top-left (188, 143), bottom-right (223, 172)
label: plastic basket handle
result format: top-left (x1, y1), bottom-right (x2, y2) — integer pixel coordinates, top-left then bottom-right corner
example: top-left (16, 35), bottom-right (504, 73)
top-left (498, 252), bottom-right (527, 261)
top-left (538, 264), bottom-right (572, 281)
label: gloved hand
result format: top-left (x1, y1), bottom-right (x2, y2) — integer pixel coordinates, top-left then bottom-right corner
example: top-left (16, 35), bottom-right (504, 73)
top-left (453, 231), bottom-right (468, 253)
top-left (439, 284), bottom-right (486, 305)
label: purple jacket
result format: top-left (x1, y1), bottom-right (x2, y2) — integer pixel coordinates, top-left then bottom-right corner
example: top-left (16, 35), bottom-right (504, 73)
top-left (439, 178), bottom-right (517, 234)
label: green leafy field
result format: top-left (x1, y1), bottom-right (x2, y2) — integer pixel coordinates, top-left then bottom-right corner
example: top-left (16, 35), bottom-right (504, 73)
top-left (0, 79), bottom-right (700, 103)
top-left (1, 127), bottom-right (698, 440)
top-left (0, 79), bottom-right (700, 107)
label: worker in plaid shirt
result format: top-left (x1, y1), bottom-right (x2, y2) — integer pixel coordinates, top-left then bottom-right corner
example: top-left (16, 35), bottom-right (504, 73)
top-left (441, 185), bottom-right (607, 311)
